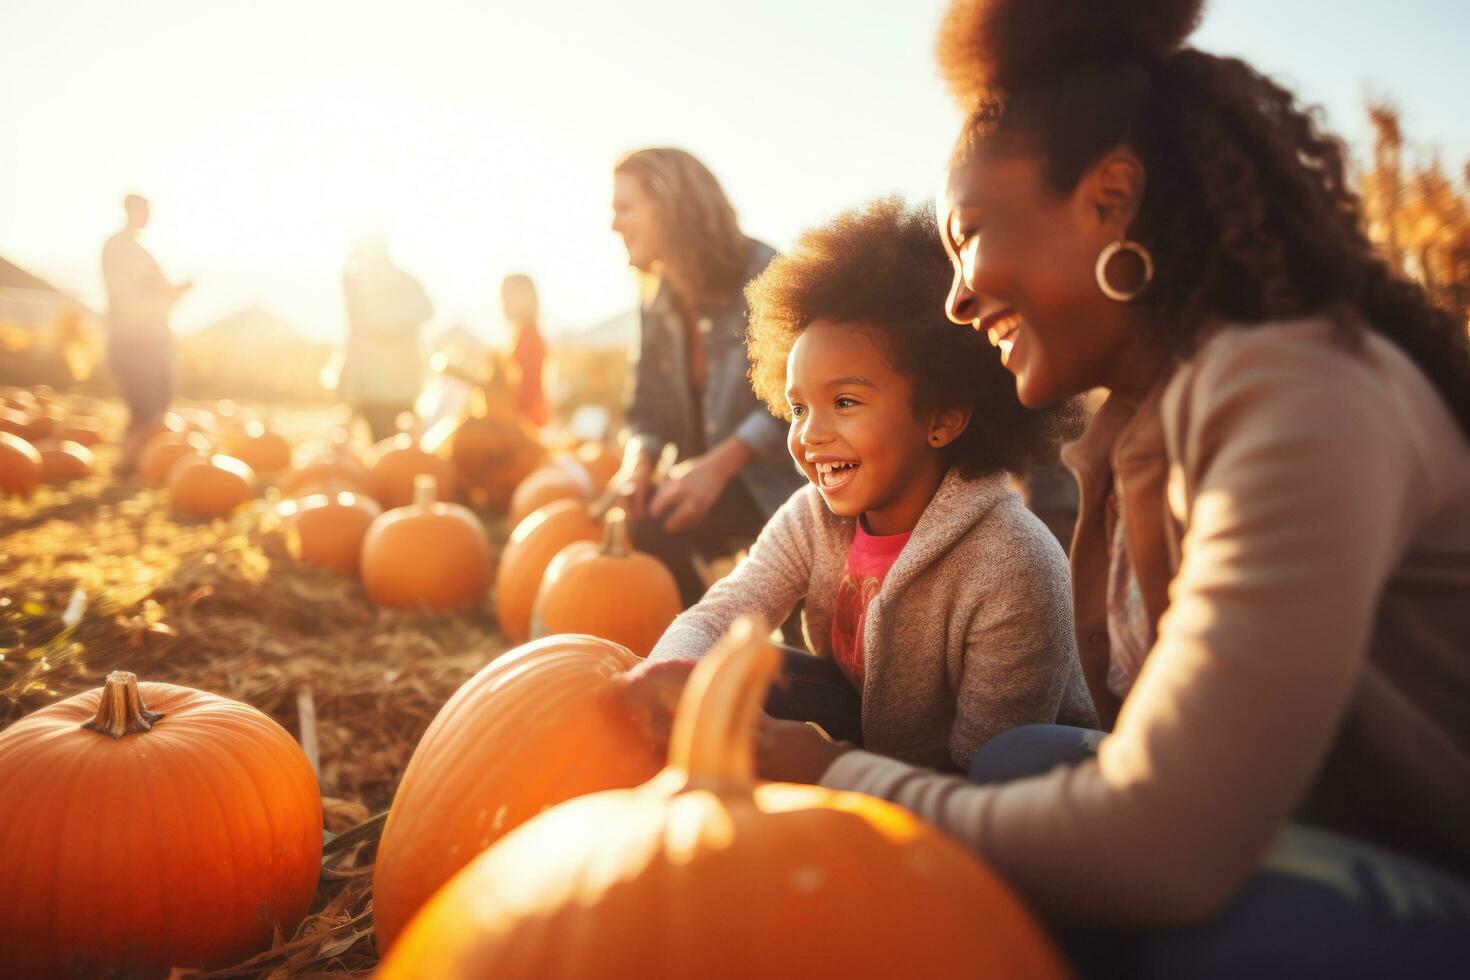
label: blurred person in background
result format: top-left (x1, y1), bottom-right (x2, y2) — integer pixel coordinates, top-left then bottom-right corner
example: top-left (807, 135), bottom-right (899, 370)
top-left (340, 235), bottom-right (434, 442)
top-left (501, 273), bottom-right (549, 428)
top-left (611, 147), bottom-right (804, 607)
top-left (101, 193), bottom-right (192, 473)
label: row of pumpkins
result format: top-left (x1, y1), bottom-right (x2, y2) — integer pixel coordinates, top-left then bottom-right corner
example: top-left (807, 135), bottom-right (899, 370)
top-left (0, 386), bottom-right (104, 492)
top-left (0, 622), bottom-right (1067, 978)
top-left (1, 383), bottom-right (685, 651)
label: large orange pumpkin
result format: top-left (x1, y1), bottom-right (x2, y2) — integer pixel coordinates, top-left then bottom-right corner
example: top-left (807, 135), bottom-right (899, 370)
top-left (373, 634), bottom-right (663, 951)
top-left (366, 433), bottom-right (458, 509)
top-left (0, 671), bottom-right (322, 979)
top-left (531, 507), bottom-right (682, 656)
top-left (378, 619), bottom-right (1069, 979)
top-left (34, 439), bottom-right (95, 482)
top-left (507, 459), bottom-right (596, 527)
top-left (0, 431), bottom-right (43, 494)
top-left (169, 453), bottom-right (257, 517)
top-left (139, 431), bottom-right (213, 486)
top-left (360, 475), bottom-right (490, 610)
top-left (282, 491), bottom-right (383, 575)
top-left (221, 420), bottom-right (293, 476)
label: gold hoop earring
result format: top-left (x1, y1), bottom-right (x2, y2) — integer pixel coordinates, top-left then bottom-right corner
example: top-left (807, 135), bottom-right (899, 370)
top-left (1094, 239), bottom-right (1154, 303)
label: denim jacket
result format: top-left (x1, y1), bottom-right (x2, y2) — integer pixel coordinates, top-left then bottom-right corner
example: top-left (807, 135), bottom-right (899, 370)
top-left (624, 239), bottom-right (803, 517)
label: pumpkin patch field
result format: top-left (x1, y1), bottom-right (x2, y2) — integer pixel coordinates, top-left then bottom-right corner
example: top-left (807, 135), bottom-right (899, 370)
top-left (1, 395), bottom-right (513, 977)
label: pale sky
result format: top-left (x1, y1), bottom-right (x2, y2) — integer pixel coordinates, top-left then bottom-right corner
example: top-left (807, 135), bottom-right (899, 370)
top-left (2, 0), bottom-right (1465, 345)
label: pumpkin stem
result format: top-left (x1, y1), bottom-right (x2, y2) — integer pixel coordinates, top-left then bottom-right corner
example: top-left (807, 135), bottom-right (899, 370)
top-left (602, 506), bottom-right (630, 557)
top-left (666, 616), bottom-right (779, 789)
top-left (413, 473), bottom-right (438, 508)
top-left (82, 671), bottom-right (163, 739)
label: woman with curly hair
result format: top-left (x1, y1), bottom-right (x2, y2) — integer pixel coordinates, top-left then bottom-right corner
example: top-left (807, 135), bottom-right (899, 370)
top-left (758, 0), bottom-right (1470, 971)
top-left (622, 197), bottom-right (1092, 772)
top-left (610, 147), bottom-right (805, 606)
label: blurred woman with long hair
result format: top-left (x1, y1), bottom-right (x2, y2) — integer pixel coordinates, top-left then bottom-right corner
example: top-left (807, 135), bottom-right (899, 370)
top-left (611, 148), bottom-right (803, 607)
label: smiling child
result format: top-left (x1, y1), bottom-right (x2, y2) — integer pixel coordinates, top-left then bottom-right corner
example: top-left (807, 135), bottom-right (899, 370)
top-left (634, 197), bottom-right (1094, 771)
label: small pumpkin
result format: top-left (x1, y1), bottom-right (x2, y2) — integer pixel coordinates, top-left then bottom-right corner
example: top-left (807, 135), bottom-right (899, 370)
top-left (373, 634), bottom-right (663, 951)
top-left (282, 490), bottom-right (382, 575)
top-left (280, 450), bottom-right (374, 499)
top-left (575, 440), bottom-right (621, 488)
top-left (139, 431), bottom-right (213, 486)
top-left (222, 420), bottom-right (293, 476)
top-left (495, 499), bottom-right (601, 644)
top-left (507, 458), bottom-right (596, 527)
top-left (367, 433), bottom-right (458, 509)
top-left (0, 431), bottom-right (43, 495)
top-left (169, 453), bottom-right (256, 517)
top-left (360, 475), bottom-right (490, 610)
top-left (0, 671), bottom-right (322, 979)
top-left (531, 507), bottom-right (682, 656)
top-left (378, 619), bottom-right (1069, 979)
top-left (34, 439), bottom-right (95, 482)
top-left (52, 420), bottom-right (104, 447)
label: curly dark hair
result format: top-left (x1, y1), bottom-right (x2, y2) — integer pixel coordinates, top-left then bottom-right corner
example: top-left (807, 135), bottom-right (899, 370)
top-left (939, 0), bottom-right (1470, 435)
top-left (745, 197), bottom-right (1082, 477)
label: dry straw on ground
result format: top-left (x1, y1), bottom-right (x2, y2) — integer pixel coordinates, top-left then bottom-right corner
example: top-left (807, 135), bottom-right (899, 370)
top-left (1, 407), bottom-right (511, 976)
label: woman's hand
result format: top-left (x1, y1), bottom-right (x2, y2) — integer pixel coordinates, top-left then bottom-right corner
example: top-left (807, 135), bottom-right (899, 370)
top-left (755, 715), bottom-right (855, 785)
top-left (649, 436), bottom-right (753, 534)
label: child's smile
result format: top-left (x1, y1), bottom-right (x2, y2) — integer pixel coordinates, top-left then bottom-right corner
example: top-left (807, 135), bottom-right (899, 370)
top-left (785, 319), bottom-right (958, 535)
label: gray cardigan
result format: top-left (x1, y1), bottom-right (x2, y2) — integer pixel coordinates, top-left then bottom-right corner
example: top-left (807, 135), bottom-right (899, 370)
top-left (650, 468), bottom-right (1096, 770)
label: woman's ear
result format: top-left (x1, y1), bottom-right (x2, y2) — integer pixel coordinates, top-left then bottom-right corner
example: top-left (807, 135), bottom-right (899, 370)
top-left (1076, 146), bottom-right (1147, 238)
top-left (927, 406), bottom-right (972, 448)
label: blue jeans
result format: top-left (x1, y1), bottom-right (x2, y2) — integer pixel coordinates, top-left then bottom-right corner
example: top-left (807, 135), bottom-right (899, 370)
top-left (762, 646), bottom-right (863, 746)
top-left (970, 725), bottom-right (1470, 978)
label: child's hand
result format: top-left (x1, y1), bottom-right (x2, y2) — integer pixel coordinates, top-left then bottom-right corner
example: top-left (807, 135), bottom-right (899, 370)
top-left (616, 659), bottom-right (698, 746)
top-left (755, 715), bottom-right (855, 785)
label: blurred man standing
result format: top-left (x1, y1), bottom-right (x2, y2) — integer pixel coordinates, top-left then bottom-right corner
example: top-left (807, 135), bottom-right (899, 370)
top-left (101, 193), bottom-right (192, 473)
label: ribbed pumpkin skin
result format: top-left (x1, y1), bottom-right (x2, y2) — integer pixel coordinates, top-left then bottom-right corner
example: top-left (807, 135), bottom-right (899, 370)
top-left (367, 435), bottom-right (458, 509)
top-left (532, 538), bottom-right (682, 657)
top-left (0, 682), bottom-right (323, 978)
top-left (359, 493), bottom-right (490, 610)
top-left (378, 628), bottom-right (1069, 980)
top-left (372, 635), bottom-right (662, 952)
top-left (495, 501), bottom-right (601, 643)
top-left (0, 431), bottom-right (42, 494)
top-left (169, 454), bottom-right (256, 517)
top-left (285, 492), bottom-right (382, 575)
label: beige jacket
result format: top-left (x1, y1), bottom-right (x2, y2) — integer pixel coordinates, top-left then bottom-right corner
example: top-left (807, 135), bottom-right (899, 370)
top-left (649, 469), bottom-right (1096, 770)
top-left (822, 319), bottom-right (1470, 923)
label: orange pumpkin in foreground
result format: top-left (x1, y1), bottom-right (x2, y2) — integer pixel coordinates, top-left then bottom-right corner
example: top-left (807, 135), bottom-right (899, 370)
top-left (495, 499), bottom-right (601, 644)
top-left (531, 507), bottom-right (681, 657)
top-left (0, 671), bottom-right (322, 979)
top-left (0, 431), bottom-right (43, 494)
top-left (360, 475), bottom-right (490, 610)
top-left (367, 433), bottom-right (458, 509)
top-left (283, 491), bottom-right (383, 575)
top-left (373, 634), bottom-right (662, 951)
top-left (378, 619), bottom-right (1069, 979)
top-left (169, 454), bottom-right (256, 517)
top-left (34, 439), bottom-right (95, 482)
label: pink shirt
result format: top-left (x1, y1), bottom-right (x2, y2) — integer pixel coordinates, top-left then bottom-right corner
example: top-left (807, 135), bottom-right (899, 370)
top-left (829, 521), bottom-right (912, 688)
